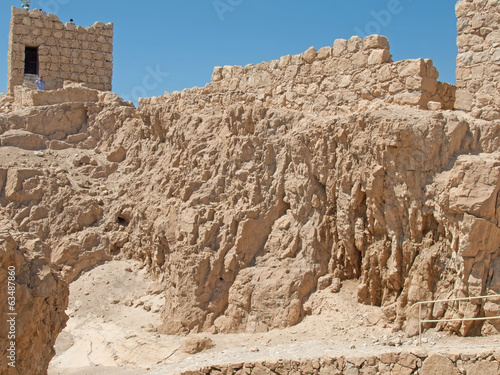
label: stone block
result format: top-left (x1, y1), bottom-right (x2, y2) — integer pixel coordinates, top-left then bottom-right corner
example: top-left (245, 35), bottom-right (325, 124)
top-left (486, 30), bottom-right (500, 45)
top-left (343, 362), bottom-right (359, 375)
top-left (13, 24), bottom-right (29, 34)
top-left (454, 89), bottom-right (474, 111)
top-left (427, 101), bottom-right (443, 111)
top-left (332, 39), bottom-right (347, 56)
top-left (405, 76), bottom-right (423, 91)
top-left (347, 36), bottom-right (363, 53)
top-left (319, 364), bottom-right (339, 374)
top-left (317, 46), bottom-right (332, 60)
top-left (363, 35), bottom-right (390, 50)
top-left (456, 67), bottom-right (471, 79)
top-left (457, 33), bottom-right (484, 47)
top-left (251, 363), bottom-right (273, 375)
top-left (0, 131), bottom-right (46, 150)
top-left (380, 352), bottom-right (398, 364)
top-left (302, 46), bottom-right (317, 64)
top-left (394, 92), bottom-right (423, 106)
top-left (420, 353), bottom-right (459, 375)
top-left (392, 364), bottom-right (413, 375)
top-left (398, 59), bottom-right (426, 77)
top-left (398, 352), bottom-right (418, 369)
top-left (421, 77), bottom-right (438, 95)
top-left (353, 52), bottom-right (368, 67)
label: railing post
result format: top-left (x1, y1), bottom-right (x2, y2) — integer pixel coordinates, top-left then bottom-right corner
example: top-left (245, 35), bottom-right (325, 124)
top-left (413, 294), bottom-right (500, 345)
top-left (419, 303), bottom-right (422, 346)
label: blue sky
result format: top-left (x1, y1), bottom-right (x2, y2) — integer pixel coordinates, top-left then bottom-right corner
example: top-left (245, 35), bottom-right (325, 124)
top-left (1, 0), bottom-right (458, 103)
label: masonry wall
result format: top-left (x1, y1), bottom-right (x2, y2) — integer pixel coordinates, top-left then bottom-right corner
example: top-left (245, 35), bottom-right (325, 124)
top-left (7, 7), bottom-right (113, 93)
top-left (177, 350), bottom-right (500, 375)
top-left (210, 35), bottom-right (456, 112)
top-left (456, 0), bottom-right (500, 120)
top-left (141, 35), bottom-right (455, 114)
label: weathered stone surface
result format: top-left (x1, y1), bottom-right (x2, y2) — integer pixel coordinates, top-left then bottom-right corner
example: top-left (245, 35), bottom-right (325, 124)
top-left (0, 220), bottom-right (68, 375)
top-left (465, 360), bottom-right (500, 375)
top-left (456, 0), bottom-right (500, 118)
top-left (181, 337), bottom-right (215, 354)
top-left (203, 35), bottom-right (453, 112)
top-left (0, 130), bottom-right (45, 150)
top-left (363, 35), bottom-right (390, 50)
top-left (420, 353), bottom-right (459, 375)
top-left (7, 7), bottom-right (113, 92)
top-left (1, 2), bottom-right (499, 373)
top-left (107, 145), bottom-right (127, 163)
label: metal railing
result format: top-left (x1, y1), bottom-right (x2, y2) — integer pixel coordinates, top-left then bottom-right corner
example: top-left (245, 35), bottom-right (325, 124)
top-left (413, 294), bottom-right (500, 345)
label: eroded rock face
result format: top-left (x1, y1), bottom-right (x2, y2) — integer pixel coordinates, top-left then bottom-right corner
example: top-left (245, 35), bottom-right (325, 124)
top-left (0, 86), bottom-right (136, 372)
top-left (0, 31), bottom-right (499, 373)
top-left (135, 96), bottom-right (500, 335)
top-left (2, 69), bottom-right (499, 342)
top-left (0, 219), bottom-right (68, 375)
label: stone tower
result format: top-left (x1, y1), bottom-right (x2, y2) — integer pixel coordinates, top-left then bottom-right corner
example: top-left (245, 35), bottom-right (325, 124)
top-left (7, 6), bottom-right (113, 93)
top-left (455, 0), bottom-right (500, 120)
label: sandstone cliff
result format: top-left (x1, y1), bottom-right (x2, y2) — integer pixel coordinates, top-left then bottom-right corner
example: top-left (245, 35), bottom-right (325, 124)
top-left (0, 33), bottom-right (499, 373)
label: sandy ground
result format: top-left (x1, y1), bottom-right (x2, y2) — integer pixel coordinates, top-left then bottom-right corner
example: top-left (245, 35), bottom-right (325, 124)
top-left (48, 260), bottom-right (500, 375)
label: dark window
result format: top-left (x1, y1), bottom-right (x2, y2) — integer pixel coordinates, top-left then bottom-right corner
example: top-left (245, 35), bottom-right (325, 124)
top-left (24, 46), bottom-right (38, 75)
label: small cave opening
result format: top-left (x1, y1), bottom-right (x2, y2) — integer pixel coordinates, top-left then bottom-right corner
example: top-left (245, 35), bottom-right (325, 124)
top-left (110, 244), bottom-right (121, 256)
top-left (117, 215), bottom-right (130, 227)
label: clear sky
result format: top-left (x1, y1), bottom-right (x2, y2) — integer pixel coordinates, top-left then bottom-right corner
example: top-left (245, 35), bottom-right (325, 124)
top-left (1, 0), bottom-right (458, 103)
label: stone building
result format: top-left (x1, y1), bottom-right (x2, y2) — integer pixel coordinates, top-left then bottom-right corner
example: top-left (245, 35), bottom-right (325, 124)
top-left (7, 6), bottom-right (113, 93)
top-left (455, 0), bottom-right (500, 120)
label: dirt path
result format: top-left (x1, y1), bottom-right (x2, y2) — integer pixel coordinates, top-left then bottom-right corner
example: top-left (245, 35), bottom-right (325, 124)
top-left (48, 260), bottom-right (500, 375)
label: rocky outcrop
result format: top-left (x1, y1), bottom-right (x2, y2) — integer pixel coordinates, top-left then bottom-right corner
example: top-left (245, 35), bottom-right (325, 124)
top-left (0, 25), bottom-right (499, 375)
top-left (2, 39), bottom-right (499, 343)
top-left (136, 91), bottom-right (499, 336)
top-left (0, 219), bottom-right (68, 375)
top-left (0, 84), bottom-right (138, 371)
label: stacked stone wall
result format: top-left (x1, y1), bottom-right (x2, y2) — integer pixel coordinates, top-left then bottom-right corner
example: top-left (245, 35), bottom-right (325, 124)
top-left (142, 35), bottom-right (455, 114)
top-left (7, 7), bottom-right (113, 93)
top-left (177, 350), bottom-right (500, 375)
top-left (456, 0), bottom-right (500, 120)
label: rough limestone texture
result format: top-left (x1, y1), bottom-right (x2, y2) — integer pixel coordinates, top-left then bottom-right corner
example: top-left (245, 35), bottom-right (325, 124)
top-left (0, 47), bottom-right (498, 374)
top-left (0, 87), bottom-right (134, 372)
top-left (7, 7), bottom-right (113, 93)
top-left (173, 350), bottom-right (500, 375)
top-left (138, 88), bottom-right (498, 337)
top-left (0, 3), bottom-right (499, 373)
top-left (0, 219), bottom-right (68, 375)
top-left (208, 34), bottom-right (455, 113)
top-left (455, 0), bottom-right (500, 120)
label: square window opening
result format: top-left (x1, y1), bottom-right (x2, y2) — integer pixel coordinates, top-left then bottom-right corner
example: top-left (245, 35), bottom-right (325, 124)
top-left (24, 46), bottom-right (39, 75)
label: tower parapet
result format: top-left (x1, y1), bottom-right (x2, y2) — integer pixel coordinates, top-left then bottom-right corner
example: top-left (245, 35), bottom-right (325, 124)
top-left (7, 7), bottom-right (113, 93)
top-left (455, 0), bottom-right (500, 120)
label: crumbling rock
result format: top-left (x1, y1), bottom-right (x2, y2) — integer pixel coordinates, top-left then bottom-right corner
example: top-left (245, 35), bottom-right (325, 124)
top-left (0, 22), bottom-right (499, 374)
top-left (0, 219), bottom-right (68, 375)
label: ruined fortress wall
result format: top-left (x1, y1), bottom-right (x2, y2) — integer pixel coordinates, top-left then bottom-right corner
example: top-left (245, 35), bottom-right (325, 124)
top-left (7, 7), bottom-right (113, 93)
top-left (144, 35), bottom-right (455, 114)
top-left (456, 0), bottom-right (500, 120)
top-left (177, 350), bottom-right (500, 375)
top-left (210, 35), bottom-right (456, 112)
